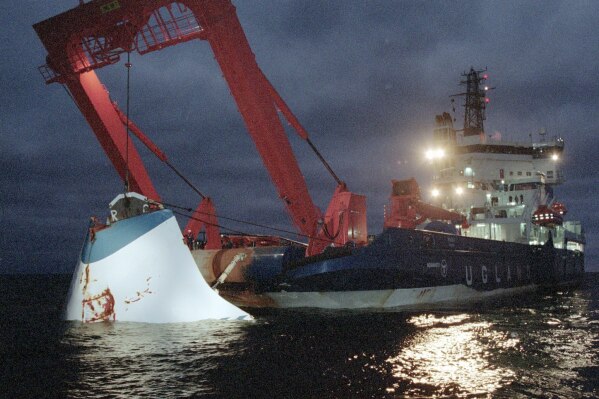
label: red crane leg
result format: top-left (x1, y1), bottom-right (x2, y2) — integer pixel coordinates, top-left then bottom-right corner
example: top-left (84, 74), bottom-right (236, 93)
top-left (65, 69), bottom-right (160, 200)
top-left (189, 0), bottom-right (322, 239)
top-left (184, 198), bottom-right (221, 250)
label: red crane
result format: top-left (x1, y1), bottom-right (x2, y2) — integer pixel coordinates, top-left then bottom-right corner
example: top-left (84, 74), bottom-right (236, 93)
top-left (34, 0), bottom-right (367, 256)
top-left (384, 179), bottom-right (468, 229)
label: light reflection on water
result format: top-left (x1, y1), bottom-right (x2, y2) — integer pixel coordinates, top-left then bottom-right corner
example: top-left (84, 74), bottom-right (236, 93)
top-left (62, 320), bottom-right (248, 398)
top-left (386, 314), bottom-right (517, 397)
top-left (50, 278), bottom-right (599, 398)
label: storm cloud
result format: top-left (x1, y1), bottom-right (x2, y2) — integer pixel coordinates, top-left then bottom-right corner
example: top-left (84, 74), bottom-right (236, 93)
top-left (1, 0), bottom-right (598, 272)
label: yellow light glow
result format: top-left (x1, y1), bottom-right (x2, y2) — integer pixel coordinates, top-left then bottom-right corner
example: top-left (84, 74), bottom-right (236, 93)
top-left (425, 148), bottom-right (445, 160)
top-left (386, 314), bottom-right (517, 396)
top-left (455, 187), bottom-right (464, 195)
top-left (431, 188), bottom-right (440, 197)
top-left (551, 154), bottom-right (559, 161)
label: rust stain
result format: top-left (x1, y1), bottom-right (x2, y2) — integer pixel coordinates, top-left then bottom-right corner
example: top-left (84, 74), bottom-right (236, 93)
top-left (89, 217), bottom-right (109, 242)
top-left (82, 288), bottom-right (116, 322)
top-left (80, 264), bottom-right (91, 293)
top-left (124, 277), bottom-right (153, 305)
top-left (80, 264), bottom-right (116, 322)
top-left (220, 289), bottom-right (277, 308)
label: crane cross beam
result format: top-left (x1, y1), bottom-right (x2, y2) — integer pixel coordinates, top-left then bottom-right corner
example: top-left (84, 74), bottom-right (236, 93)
top-left (35, 1), bottom-right (204, 83)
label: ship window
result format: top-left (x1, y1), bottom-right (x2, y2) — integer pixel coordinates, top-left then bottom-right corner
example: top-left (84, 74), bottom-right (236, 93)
top-left (526, 171), bottom-right (532, 176)
top-left (517, 171), bottom-right (522, 176)
top-left (513, 182), bottom-right (540, 190)
top-left (547, 170), bottom-right (554, 178)
top-left (509, 196), bottom-right (513, 202)
top-left (510, 171), bottom-right (514, 176)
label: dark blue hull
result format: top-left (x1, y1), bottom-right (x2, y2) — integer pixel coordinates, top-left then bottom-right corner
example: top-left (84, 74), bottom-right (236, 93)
top-left (214, 228), bottom-right (585, 309)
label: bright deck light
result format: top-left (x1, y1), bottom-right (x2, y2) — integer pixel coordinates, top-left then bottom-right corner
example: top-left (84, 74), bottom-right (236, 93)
top-left (455, 187), bottom-right (464, 195)
top-left (425, 148), bottom-right (445, 160)
top-left (551, 153), bottom-right (559, 161)
top-left (431, 188), bottom-right (440, 197)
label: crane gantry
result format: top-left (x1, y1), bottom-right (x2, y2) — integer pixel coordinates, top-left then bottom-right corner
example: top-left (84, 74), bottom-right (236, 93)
top-left (34, 0), bottom-right (368, 256)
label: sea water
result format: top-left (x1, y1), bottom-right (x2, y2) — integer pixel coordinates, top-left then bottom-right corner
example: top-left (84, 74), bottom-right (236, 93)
top-left (1, 273), bottom-right (598, 398)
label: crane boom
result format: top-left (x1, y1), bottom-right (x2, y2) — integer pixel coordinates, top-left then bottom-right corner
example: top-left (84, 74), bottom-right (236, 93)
top-left (34, 0), bottom-right (367, 254)
top-left (384, 178), bottom-right (467, 229)
top-left (187, 0), bottom-right (322, 239)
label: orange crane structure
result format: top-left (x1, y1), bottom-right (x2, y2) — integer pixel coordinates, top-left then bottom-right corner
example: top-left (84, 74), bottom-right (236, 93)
top-left (34, 0), bottom-right (367, 256)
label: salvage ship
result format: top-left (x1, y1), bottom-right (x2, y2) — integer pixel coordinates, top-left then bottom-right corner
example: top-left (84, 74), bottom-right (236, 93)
top-left (195, 68), bottom-right (585, 310)
top-left (34, 1), bottom-right (584, 317)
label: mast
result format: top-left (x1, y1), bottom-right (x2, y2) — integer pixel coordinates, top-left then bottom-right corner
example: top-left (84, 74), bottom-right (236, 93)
top-left (458, 68), bottom-right (490, 139)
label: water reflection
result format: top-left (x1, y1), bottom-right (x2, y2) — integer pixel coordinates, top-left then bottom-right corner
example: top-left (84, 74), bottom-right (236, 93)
top-left (55, 277), bottom-right (599, 398)
top-left (62, 320), bottom-right (248, 398)
top-left (386, 313), bottom-right (517, 397)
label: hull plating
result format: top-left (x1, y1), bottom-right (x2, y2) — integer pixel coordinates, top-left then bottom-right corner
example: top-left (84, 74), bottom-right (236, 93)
top-left (264, 284), bottom-right (538, 310)
top-left (195, 228), bottom-right (585, 310)
top-left (66, 210), bottom-right (250, 323)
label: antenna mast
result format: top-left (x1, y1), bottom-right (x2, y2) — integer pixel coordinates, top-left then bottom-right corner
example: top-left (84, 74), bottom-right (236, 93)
top-left (450, 68), bottom-right (491, 139)
top-left (462, 68), bottom-right (488, 137)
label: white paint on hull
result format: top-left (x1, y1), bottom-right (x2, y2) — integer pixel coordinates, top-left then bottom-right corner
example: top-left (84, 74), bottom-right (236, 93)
top-left (65, 214), bottom-right (250, 323)
top-left (264, 284), bottom-right (537, 310)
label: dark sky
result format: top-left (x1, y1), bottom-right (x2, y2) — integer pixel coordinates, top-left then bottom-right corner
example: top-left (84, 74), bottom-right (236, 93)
top-left (1, 1), bottom-right (598, 273)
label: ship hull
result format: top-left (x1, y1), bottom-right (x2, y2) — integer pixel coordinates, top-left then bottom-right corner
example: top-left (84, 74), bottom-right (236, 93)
top-left (239, 284), bottom-right (538, 310)
top-left (66, 209), bottom-right (250, 323)
top-left (195, 228), bottom-right (584, 310)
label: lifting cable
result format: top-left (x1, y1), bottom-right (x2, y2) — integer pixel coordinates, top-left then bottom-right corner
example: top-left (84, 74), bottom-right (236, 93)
top-left (161, 200), bottom-right (337, 246)
top-left (124, 51), bottom-right (132, 193)
top-left (113, 106), bottom-right (207, 200)
top-left (305, 138), bottom-right (342, 186)
top-left (58, 56), bottom-right (340, 244)
top-left (165, 161), bottom-right (206, 199)
top-left (161, 200), bottom-right (311, 239)
top-left (260, 70), bottom-right (343, 186)
top-left (322, 212), bottom-right (343, 240)
top-left (170, 208), bottom-right (257, 238)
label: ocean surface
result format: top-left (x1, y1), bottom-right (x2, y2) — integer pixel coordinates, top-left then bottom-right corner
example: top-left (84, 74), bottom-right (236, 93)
top-left (1, 273), bottom-right (598, 398)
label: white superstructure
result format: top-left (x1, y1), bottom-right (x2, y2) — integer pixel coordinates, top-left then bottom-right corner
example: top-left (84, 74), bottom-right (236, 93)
top-left (425, 112), bottom-right (584, 252)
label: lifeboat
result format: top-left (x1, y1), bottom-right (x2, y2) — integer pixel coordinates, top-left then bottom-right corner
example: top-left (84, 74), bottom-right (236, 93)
top-left (532, 204), bottom-right (563, 227)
